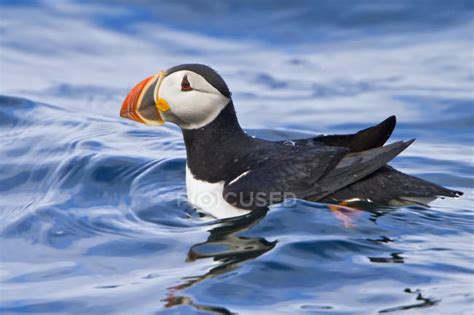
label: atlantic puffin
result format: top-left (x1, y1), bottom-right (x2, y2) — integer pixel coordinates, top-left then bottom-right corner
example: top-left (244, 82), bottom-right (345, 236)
top-left (120, 64), bottom-right (463, 219)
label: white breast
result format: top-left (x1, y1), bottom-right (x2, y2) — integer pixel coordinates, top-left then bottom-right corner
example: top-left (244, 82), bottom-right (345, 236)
top-left (185, 165), bottom-right (250, 219)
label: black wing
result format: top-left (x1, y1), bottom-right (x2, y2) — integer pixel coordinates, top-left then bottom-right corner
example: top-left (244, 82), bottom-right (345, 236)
top-left (311, 115), bottom-right (397, 152)
top-left (223, 139), bottom-right (413, 210)
top-left (223, 145), bottom-right (349, 209)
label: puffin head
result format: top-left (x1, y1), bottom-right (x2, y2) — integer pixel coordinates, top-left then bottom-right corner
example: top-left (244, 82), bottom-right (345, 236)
top-left (120, 64), bottom-right (231, 129)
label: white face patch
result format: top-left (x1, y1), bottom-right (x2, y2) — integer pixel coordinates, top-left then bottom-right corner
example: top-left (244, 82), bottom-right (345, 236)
top-left (159, 70), bottom-right (230, 129)
top-left (186, 165), bottom-right (250, 219)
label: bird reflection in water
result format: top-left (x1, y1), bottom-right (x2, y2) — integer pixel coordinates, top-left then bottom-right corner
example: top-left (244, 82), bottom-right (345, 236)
top-left (163, 202), bottom-right (400, 313)
top-left (163, 208), bottom-right (276, 314)
top-left (379, 288), bottom-right (440, 313)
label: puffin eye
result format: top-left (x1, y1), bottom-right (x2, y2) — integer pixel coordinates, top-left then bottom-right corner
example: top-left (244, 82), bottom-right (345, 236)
top-left (181, 75), bottom-right (192, 91)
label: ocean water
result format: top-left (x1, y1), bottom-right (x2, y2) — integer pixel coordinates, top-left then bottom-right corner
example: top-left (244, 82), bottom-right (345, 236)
top-left (0, 1), bottom-right (473, 314)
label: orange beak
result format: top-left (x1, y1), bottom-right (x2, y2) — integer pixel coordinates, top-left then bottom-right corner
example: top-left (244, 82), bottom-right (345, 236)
top-left (120, 71), bottom-right (169, 126)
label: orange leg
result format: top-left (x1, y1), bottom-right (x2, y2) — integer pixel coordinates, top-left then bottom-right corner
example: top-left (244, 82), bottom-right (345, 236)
top-left (328, 201), bottom-right (363, 227)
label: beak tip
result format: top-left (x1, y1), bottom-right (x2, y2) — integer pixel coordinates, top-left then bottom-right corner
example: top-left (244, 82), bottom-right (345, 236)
top-left (119, 97), bottom-right (135, 121)
top-left (119, 110), bottom-right (129, 119)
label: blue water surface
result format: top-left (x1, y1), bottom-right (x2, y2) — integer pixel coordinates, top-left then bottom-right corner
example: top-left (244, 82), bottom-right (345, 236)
top-left (0, 1), bottom-right (473, 314)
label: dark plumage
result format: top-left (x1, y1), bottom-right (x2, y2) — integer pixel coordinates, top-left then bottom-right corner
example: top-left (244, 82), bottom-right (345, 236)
top-left (318, 165), bottom-right (461, 205)
top-left (121, 63), bottom-right (463, 217)
top-left (313, 115), bottom-right (397, 152)
top-left (182, 100), bottom-right (461, 211)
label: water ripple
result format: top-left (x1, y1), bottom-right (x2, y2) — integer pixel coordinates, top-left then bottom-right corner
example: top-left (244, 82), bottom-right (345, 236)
top-left (1, 0), bottom-right (473, 313)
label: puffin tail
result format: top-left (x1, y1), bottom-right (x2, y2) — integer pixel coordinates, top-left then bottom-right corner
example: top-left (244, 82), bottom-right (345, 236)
top-left (319, 165), bottom-right (463, 206)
